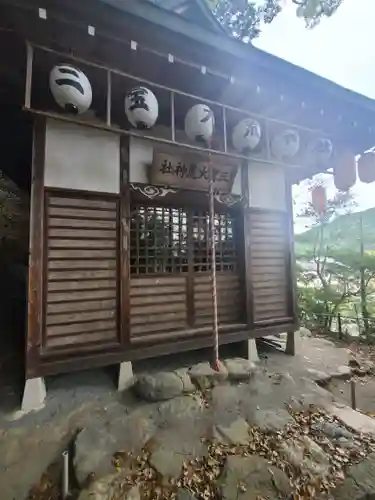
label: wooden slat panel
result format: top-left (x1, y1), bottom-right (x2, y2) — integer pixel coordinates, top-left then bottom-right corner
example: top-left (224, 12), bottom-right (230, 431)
top-left (47, 299), bottom-right (117, 314)
top-left (131, 276), bottom-right (186, 287)
top-left (48, 279), bottom-right (116, 292)
top-left (130, 294), bottom-right (186, 306)
top-left (44, 192), bottom-right (119, 351)
top-left (48, 218), bottom-right (117, 229)
top-left (49, 238), bottom-right (117, 249)
top-left (48, 289), bottom-right (116, 303)
top-left (46, 319), bottom-right (117, 336)
top-left (131, 310), bottom-right (187, 325)
top-left (131, 321), bottom-right (187, 336)
top-left (49, 196), bottom-right (117, 210)
top-left (132, 302), bottom-right (186, 316)
top-left (48, 259), bottom-right (117, 270)
top-left (46, 309), bottom-right (116, 326)
top-left (249, 210), bottom-right (289, 324)
top-left (46, 330), bottom-right (117, 348)
top-left (130, 285), bottom-right (186, 297)
top-left (194, 290), bottom-right (241, 303)
top-left (194, 273), bottom-right (239, 284)
top-left (48, 207), bottom-right (117, 219)
top-left (49, 228), bottom-right (116, 239)
top-left (48, 249), bottom-right (117, 260)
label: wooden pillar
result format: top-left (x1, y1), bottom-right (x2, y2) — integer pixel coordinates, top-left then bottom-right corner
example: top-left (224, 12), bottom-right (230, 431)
top-left (241, 160), bottom-right (254, 329)
top-left (119, 135), bottom-right (131, 349)
top-left (284, 169), bottom-right (298, 355)
top-left (26, 117), bottom-right (45, 379)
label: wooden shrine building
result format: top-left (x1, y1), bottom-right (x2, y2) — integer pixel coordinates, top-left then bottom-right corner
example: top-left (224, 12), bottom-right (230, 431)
top-left (1, 0), bottom-right (375, 410)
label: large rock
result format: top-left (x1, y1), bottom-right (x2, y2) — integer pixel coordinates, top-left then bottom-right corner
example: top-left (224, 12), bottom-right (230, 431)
top-left (248, 408), bottom-right (294, 432)
top-left (307, 368), bottom-right (331, 384)
top-left (214, 418), bottom-right (251, 445)
top-left (134, 372), bottom-right (184, 402)
top-left (78, 474), bottom-right (140, 500)
top-left (74, 410), bottom-right (156, 486)
top-left (211, 384), bottom-right (241, 427)
top-left (223, 358), bottom-right (256, 381)
top-left (219, 455), bottom-right (291, 500)
top-left (279, 435), bottom-right (329, 478)
top-left (333, 452), bottom-right (375, 499)
top-left (173, 368), bottom-right (195, 393)
top-left (188, 362), bottom-right (228, 389)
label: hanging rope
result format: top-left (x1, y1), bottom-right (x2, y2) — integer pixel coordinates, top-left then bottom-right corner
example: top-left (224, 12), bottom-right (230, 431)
top-left (207, 148), bottom-right (220, 371)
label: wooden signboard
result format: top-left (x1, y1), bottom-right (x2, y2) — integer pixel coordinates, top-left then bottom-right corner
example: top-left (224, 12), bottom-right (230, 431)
top-left (150, 151), bottom-right (238, 194)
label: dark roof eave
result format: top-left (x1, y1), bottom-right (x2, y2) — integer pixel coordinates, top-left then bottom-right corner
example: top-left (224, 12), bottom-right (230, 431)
top-left (100, 0), bottom-right (375, 118)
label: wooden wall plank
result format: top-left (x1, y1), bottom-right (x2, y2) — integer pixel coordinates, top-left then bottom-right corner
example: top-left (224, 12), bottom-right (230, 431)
top-left (43, 190), bottom-right (120, 351)
top-left (248, 209), bottom-right (292, 325)
top-left (26, 117), bottom-right (46, 378)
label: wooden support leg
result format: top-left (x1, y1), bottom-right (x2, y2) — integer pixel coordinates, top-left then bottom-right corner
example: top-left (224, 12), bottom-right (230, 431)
top-left (21, 377), bottom-right (46, 412)
top-left (118, 361), bottom-right (134, 391)
top-left (242, 338), bottom-right (259, 362)
top-left (285, 330), bottom-right (296, 356)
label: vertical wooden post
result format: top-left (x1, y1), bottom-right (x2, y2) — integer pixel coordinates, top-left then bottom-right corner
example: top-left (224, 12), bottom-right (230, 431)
top-left (26, 117), bottom-right (46, 378)
top-left (338, 313), bottom-right (342, 340)
top-left (208, 154), bottom-right (219, 369)
top-left (350, 379), bottom-right (356, 410)
top-left (241, 159), bottom-right (253, 328)
top-left (119, 135), bottom-right (131, 348)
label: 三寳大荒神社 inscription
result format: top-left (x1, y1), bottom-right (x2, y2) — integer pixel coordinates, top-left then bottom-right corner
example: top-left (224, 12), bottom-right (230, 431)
top-left (150, 151), bottom-right (238, 194)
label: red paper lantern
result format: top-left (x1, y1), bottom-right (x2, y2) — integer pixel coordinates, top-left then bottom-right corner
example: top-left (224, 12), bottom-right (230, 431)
top-left (333, 151), bottom-right (356, 191)
top-left (357, 151), bottom-right (375, 184)
top-left (311, 185), bottom-right (327, 215)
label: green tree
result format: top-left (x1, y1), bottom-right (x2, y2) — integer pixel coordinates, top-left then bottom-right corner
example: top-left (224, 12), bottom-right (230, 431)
top-left (295, 183), bottom-right (356, 330)
top-left (209, 0), bottom-right (344, 41)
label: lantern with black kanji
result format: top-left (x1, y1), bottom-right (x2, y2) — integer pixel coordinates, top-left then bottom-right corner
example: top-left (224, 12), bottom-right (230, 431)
top-left (271, 129), bottom-right (300, 160)
top-left (309, 137), bottom-right (333, 166)
top-left (357, 151), bottom-right (375, 184)
top-left (311, 185), bottom-right (327, 215)
top-left (50, 64), bottom-right (92, 115)
top-left (333, 151), bottom-right (357, 191)
top-left (185, 104), bottom-right (215, 144)
top-left (125, 86), bottom-right (159, 129)
top-left (232, 118), bottom-right (261, 154)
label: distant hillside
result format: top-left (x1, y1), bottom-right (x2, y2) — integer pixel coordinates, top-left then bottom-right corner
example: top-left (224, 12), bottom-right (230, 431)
top-left (294, 207), bottom-right (375, 255)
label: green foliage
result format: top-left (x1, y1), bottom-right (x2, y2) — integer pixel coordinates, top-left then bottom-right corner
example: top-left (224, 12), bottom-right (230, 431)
top-left (295, 207), bottom-right (375, 254)
top-left (295, 186), bottom-right (375, 337)
top-left (209, 0), bottom-right (344, 41)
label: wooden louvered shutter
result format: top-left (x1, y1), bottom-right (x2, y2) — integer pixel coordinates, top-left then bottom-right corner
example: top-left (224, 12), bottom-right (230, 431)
top-left (247, 209), bottom-right (295, 327)
top-left (43, 190), bottom-right (121, 352)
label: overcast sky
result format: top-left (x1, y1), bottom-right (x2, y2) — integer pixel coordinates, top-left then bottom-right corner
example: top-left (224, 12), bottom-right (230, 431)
top-left (254, 0), bottom-right (375, 232)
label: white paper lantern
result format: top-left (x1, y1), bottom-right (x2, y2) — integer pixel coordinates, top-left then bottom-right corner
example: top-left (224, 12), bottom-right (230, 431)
top-left (49, 64), bottom-right (92, 115)
top-left (309, 137), bottom-right (333, 165)
top-left (271, 129), bottom-right (300, 159)
top-left (333, 151), bottom-right (357, 191)
top-left (185, 104), bottom-right (215, 144)
top-left (125, 86), bottom-right (158, 129)
top-left (232, 118), bottom-right (261, 154)
top-left (357, 151), bottom-right (375, 184)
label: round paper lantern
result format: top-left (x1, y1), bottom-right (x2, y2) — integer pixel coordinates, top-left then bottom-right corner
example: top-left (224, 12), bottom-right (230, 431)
top-left (232, 118), bottom-right (261, 154)
top-left (49, 64), bottom-right (92, 115)
top-left (311, 185), bottom-right (327, 215)
top-left (185, 104), bottom-right (215, 144)
top-left (271, 129), bottom-right (300, 160)
top-left (309, 138), bottom-right (333, 166)
top-left (333, 151), bottom-right (357, 191)
top-left (125, 86), bottom-right (158, 129)
top-left (357, 151), bottom-right (375, 184)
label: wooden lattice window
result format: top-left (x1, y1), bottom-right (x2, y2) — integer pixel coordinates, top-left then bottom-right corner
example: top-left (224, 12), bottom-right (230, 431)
top-left (130, 205), bottom-right (188, 274)
top-left (130, 203), bottom-right (238, 275)
top-left (191, 210), bottom-right (237, 272)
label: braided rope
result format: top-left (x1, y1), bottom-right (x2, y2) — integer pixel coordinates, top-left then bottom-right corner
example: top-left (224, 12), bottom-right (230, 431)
top-left (208, 150), bottom-right (220, 370)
